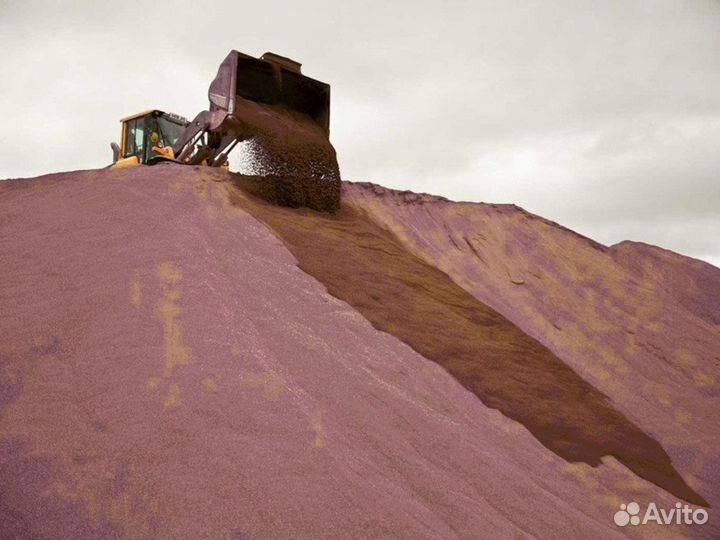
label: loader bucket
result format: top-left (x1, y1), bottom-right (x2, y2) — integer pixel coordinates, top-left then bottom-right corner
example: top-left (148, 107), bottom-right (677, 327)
top-left (208, 50), bottom-right (331, 135)
top-left (206, 50), bottom-right (340, 211)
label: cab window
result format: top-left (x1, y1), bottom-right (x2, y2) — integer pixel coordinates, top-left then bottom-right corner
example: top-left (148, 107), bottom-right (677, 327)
top-left (123, 118), bottom-right (145, 158)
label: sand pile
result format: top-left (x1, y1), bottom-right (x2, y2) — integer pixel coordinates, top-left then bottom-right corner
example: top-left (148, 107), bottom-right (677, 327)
top-left (228, 99), bottom-right (341, 212)
top-left (1, 167), bottom-right (717, 539)
top-left (231, 178), bottom-right (708, 507)
top-left (343, 181), bottom-right (720, 511)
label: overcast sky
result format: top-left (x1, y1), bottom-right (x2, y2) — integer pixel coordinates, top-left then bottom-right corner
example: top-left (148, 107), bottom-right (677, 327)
top-left (1, 1), bottom-right (718, 266)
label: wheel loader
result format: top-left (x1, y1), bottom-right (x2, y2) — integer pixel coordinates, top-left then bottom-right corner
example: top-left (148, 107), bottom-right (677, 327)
top-left (110, 50), bottom-right (341, 210)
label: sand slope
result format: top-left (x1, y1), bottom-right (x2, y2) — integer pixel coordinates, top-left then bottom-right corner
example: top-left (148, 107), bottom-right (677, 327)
top-left (344, 182), bottom-right (720, 507)
top-left (0, 167), bottom-right (717, 539)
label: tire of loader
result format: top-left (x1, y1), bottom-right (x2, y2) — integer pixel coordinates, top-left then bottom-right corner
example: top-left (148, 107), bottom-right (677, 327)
top-left (146, 155), bottom-right (185, 166)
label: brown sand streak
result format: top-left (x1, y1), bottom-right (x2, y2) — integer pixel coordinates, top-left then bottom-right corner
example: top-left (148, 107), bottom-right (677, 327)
top-left (230, 176), bottom-right (708, 507)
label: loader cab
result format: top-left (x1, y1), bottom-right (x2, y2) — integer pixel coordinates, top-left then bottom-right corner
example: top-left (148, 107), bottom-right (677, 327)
top-left (110, 110), bottom-right (189, 168)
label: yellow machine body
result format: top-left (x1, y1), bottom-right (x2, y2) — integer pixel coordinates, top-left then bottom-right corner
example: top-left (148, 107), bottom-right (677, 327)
top-left (110, 110), bottom-right (185, 169)
top-left (109, 50), bottom-right (334, 175)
